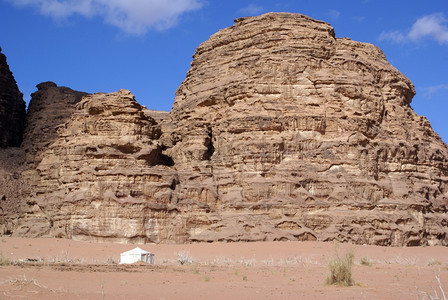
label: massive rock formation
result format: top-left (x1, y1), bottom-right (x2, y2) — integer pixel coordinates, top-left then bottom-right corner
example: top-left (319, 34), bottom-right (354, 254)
top-left (0, 47), bottom-right (26, 235)
top-left (1, 13), bottom-right (448, 246)
top-left (21, 82), bottom-right (88, 166)
top-left (13, 89), bottom-right (180, 241)
top-left (162, 13), bottom-right (448, 245)
top-left (0, 47), bottom-right (26, 148)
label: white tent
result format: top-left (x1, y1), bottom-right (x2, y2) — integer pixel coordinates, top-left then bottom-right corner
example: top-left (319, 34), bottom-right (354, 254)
top-left (119, 247), bottom-right (155, 264)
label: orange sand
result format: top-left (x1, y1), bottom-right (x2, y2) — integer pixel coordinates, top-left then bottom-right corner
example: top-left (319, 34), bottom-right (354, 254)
top-left (0, 237), bottom-right (447, 299)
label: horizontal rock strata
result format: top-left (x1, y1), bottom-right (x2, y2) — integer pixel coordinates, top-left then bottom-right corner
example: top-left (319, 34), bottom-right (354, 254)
top-left (1, 13), bottom-right (447, 246)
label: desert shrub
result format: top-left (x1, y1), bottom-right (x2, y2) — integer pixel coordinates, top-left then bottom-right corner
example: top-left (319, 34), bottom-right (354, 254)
top-left (0, 253), bottom-right (10, 266)
top-left (105, 257), bottom-right (118, 265)
top-left (421, 274), bottom-right (446, 300)
top-left (177, 251), bottom-right (193, 265)
top-left (191, 265), bottom-right (200, 274)
top-left (325, 249), bottom-right (354, 286)
top-left (360, 256), bottom-right (372, 266)
top-left (427, 259), bottom-right (442, 266)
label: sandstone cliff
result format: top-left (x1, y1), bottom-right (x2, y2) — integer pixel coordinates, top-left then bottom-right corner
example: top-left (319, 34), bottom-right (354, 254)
top-left (21, 82), bottom-right (88, 166)
top-left (0, 47), bottom-right (26, 235)
top-left (1, 13), bottom-right (447, 246)
top-left (0, 47), bottom-right (26, 148)
top-left (161, 13), bottom-right (448, 245)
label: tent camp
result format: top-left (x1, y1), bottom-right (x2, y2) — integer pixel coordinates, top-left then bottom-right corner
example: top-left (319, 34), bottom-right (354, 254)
top-left (119, 247), bottom-right (155, 264)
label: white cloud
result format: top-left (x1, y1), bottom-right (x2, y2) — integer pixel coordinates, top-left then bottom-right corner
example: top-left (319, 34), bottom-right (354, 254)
top-left (379, 13), bottom-right (448, 45)
top-left (7, 0), bottom-right (203, 34)
top-left (408, 13), bottom-right (448, 44)
top-left (327, 9), bottom-right (340, 20)
top-left (421, 84), bottom-right (448, 97)
top-left (378, 30), bottom-right (406, 43)
top-left (237, 4), bottom-right (264, 16)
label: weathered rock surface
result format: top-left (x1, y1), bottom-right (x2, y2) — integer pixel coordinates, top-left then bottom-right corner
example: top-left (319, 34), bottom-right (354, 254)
top-left (1, 13), bottom-right (448, 246)
top-left (164, 13), bottom-right (448, 245)
top-left (0, 47), bottom-right (26, 148)
top-left (12, 89), bottom-right (182, 241)
top-left (21, 82), bottom-right (88, 166)
top-left (0, 48), bottom-right (27, 234)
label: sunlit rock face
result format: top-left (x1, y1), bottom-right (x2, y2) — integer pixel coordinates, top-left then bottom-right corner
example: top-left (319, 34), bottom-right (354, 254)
top-left (1, 13), bottom-right (447, 246)
top-left (163, 13), bottom-right (448, 246)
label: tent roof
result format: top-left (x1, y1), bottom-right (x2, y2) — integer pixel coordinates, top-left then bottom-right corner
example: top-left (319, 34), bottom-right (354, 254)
top-left (120, 247), bottom-right (152, 255)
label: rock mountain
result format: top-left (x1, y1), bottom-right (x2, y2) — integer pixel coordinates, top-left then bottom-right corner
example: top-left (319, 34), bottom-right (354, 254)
top-left (1, 13), bottom-right (447, 246)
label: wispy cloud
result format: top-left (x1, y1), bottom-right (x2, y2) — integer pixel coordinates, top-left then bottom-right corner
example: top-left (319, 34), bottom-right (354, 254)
top-left (379, 13), bottom-right (448, 45)
top-left (352, 16), bottom-right (365, 22)
top-left (421, 84), bottom-right (448, 97)
top-left (237, 4), bottom-right (264, 16)
top-left (327, 9), bottom-right (340, 20)
top-left (378, 30), bottom-right (406, 43)
top-left (6, 0), bottom-right (203, 35)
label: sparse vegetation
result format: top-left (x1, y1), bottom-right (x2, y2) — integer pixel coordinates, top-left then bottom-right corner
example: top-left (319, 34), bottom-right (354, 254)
top-left (393, 255), bottom-right (417, 265)
top-left (204, 255), bottom-right (319, 267)
top-left (325, 248), bottom-right (354, 286)
top-left (420, 274), bottom-right (446, 300)
top-left (428, 259), bottom-right (442, 267)
top-left (191, 265), bottom-right (200, 274)
top-left (242, 275), bottom-right (248, 281)
top-left (105, 257), bottom-right (118, 265)
top-left (177, 251), bottom-right (193, 265)
top-left (204, 275), bottom-right (210, 282)
top-left (0, 275), bottom-right (45, 289)
top-left (0, 253), bottom-right (10, 266)
top-left (360, 256), bottom-right (372, 266)
top-left (101, 281), bottom-right (105, 300)
top-left (238, 257), bottom-right (256, 266)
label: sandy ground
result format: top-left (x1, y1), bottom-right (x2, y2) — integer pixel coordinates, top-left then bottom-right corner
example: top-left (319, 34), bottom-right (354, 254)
top-left (0, 237), bottom-right (447, 299)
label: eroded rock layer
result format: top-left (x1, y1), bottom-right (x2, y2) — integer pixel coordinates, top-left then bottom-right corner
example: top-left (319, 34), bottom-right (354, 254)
top-left (1, 13), bottom-right (448, 246)
top-left (164, 13), bottom-right (448, 246)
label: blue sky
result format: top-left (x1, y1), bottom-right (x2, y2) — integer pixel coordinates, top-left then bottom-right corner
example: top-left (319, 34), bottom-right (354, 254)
top-left (1, 0), bottom-right (447, 143)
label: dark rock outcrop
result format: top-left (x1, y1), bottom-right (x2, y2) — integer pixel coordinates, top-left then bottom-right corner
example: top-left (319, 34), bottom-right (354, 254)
top-left (0, 47), bottom-right (26, 148)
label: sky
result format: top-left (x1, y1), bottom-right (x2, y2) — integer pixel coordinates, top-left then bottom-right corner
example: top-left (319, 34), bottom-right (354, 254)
top-left (0, 0), bottom-right (447, 143)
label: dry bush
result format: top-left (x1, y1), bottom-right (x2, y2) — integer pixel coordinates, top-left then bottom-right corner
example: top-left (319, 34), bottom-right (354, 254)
top-left (0, 275), bottom-right (46, 288)
top-left (176, 251), bottom-right (193, 265)
top-left (428, 259), bottom-right (442, 267)
top-left (393, 255), bottom-right (418, 265)
top-left (210, 257), bottom-right (234, 265)
top-left (421, 274), bottom-right (446, 300)
top-left (238, 257), bottom-right (256, 266)
top-left (0, 253), bottom-right (10, 266)
top-left (360, 256), bottom-right (372, 266)
top-left (45, 251), bottom-right (85, 264)
top-left (325, 248), bottom-right (354, 286)
top-left (105, 257), bottom-right (118, 265)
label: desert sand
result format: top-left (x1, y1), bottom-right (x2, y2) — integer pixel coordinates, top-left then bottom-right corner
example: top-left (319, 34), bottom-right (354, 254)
top-left (0, 237), bottom-right (447, 299)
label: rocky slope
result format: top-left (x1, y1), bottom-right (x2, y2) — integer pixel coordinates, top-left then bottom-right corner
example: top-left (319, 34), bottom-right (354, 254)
top-left (1, 13), bottom-right (447, 246)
